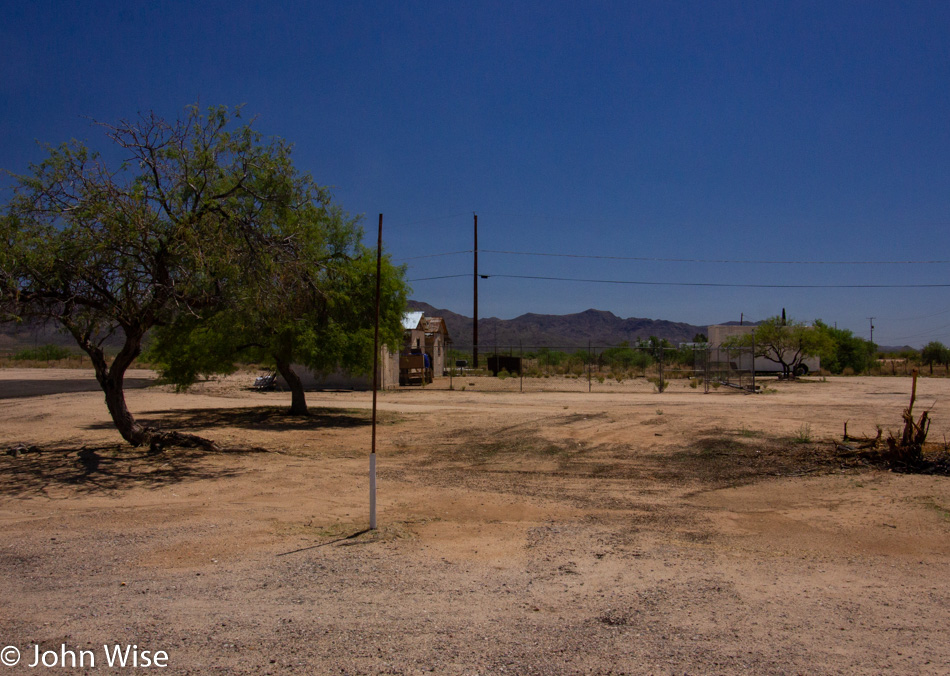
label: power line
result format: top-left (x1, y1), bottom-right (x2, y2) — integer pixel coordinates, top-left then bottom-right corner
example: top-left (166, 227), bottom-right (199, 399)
top-left (892, 307), bottom-right (950, 322)
top-left (407, 274), bottom-right (470, 281)
top-left (476, 273), bottom-right (950, 289)
top-left (400, 246), bottom-right (950, 266)
top-left (480, 249), bottom-right (950, 265)
top-left (395, 250), bottom-right (472, 262)
top-left (884, 321), bottom-right (950, 343)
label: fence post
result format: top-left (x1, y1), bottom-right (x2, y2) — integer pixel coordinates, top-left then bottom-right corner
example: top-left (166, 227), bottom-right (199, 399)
top-left (704, 347), bottom-right (709, 394)
top-left (751, 334), bottom-right (756, 393)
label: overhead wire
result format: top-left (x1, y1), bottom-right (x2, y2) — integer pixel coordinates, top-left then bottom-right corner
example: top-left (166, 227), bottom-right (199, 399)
top-left (479, 249), bottom-right (950, 265)
top-left (407, 272), bottom-right (950, 288)
top-left (475, 273), bottom-right (950, 289)
top-left (395, 250), bottom-right (472, 262)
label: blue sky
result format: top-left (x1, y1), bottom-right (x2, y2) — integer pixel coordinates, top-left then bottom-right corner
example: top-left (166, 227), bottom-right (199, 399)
top-left (2, 1), bottom-right (949, 346)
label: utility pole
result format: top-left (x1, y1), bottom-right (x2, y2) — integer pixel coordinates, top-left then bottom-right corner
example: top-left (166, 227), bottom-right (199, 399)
top-left (473, 213), bottom-right (479, 369)
top-left (868, 317), bottom-right (875, 345)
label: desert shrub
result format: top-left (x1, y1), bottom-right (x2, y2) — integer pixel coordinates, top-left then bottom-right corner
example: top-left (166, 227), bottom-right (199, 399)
top-left (794, 423), bottom-right (813, 443)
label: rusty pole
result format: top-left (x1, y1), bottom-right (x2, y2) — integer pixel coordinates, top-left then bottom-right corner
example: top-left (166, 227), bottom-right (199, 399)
top-left (473, 213), bottom-right (479, 369)
top-left (370, 214), bottom-right (382, 530)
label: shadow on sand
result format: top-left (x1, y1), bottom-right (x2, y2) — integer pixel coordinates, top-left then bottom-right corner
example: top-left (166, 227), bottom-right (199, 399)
top-left (83, 406), bottom-right (376, 434)
top-left (0, 443), bottom-right (253, 496)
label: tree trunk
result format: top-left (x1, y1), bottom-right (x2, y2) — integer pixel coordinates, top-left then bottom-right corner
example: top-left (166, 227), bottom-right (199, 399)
top-left (102, 368), bottom-right (150, 445)
top-left (83, 333), bottom-right (219, 452)
top-left (86, 335), bottom-right (150, 446)
top-left (275, 356), bottom-right (308, 415)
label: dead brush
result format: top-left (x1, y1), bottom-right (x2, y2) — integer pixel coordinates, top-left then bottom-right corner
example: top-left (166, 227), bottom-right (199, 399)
top-left (884, 369), bottom-right (930, 467)
top-left (835, 370), bottom-right (948, 474)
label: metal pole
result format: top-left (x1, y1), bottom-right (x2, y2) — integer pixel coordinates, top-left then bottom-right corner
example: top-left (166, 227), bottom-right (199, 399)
top-left (704, 346), bottom-right (709, 394)
top-left (370, 214), bottom-right (383, 530)
top-left (751, 332), bottom-right (756, 393)
top-left (588, 340), bottom-right (592, 393)
top-left (473, 213), bottom-right (478, 369)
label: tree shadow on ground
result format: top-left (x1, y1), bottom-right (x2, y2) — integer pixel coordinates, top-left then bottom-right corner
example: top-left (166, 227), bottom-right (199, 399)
top-left (84, 406), bottom-right (378, 433)
top-left (0, 443), bottom-right (252, 497)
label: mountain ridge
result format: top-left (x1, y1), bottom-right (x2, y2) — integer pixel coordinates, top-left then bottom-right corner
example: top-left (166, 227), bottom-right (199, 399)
top-left (407, 301), bottom-right (707, 348)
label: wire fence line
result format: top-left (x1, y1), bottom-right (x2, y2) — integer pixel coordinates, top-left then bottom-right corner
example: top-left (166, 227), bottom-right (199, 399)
top-left (429, 343), bottom-right (760, 394)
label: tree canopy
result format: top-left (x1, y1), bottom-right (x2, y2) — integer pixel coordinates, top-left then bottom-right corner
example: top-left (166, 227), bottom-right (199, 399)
top-left (0, 105), bottom-right (405, 447)
top-left (920, 341), bottom-right (950, 375)
top-left (812, 320), bottom-right (877, 374)
top-left (724, 316), bottom-right (832, 379)
top-left (146, 243), bottom-right (408, 415)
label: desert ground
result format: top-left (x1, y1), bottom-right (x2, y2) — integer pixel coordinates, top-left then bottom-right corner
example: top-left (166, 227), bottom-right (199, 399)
top-left (1, 369), bottom-right (949, 675)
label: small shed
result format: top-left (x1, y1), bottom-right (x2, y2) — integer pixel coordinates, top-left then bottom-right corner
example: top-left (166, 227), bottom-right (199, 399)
top-left (401, 311), bottom-right (451, 378)
top-left (488, 355), bottom-right (522, 376)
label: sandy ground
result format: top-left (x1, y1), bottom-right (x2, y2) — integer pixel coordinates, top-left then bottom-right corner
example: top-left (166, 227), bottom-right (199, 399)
top-left (0, 369), bottom-right (948, 674)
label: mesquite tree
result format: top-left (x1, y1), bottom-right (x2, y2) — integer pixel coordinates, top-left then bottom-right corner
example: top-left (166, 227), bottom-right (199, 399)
top-left (146, 245), bottom-right (408, 416)
top-left (0, 105), bottom-right (355, 448)
top-left (724, 316), bottom-right (832, 379)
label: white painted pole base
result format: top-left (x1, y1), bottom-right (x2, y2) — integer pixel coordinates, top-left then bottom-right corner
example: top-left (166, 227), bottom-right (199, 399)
top-left (369, 452), bottom-right (377, 530)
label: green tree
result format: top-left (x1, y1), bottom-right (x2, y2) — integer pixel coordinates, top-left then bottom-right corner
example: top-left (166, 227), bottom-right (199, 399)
top-left (147, 246), bottom-right (408, 415)
top-left (0, 105), bottom-right (358, 448)
top-left (920, 341), bottom-right (949, 375)
top-left (813, 320), bottom-right (877, 374)
top-left (724, 316), bottom-right (832, 379)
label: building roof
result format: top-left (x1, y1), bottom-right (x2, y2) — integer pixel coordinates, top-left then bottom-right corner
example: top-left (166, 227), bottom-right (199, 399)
top-left (402, 312), bottom-right (451, 342)
top-left (401, 311), bottom-right (425, 331)
top-left (422, 316), bottom-right (449, 336)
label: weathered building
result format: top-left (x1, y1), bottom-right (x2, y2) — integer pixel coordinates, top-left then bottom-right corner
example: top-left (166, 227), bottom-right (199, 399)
top-left (274, 311), bottom-right (451, 391)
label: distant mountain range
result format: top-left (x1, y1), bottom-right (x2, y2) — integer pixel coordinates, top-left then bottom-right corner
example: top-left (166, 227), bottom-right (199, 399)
top-left (406, 301), bottom-right (914, 353)
top-left (0, 306), bottom-right (914, 356)
top-left (407, 301), bottom-right (707, 348)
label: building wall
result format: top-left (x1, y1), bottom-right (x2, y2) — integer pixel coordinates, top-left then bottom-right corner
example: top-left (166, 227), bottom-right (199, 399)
top-left (275, 345), bottom-right (400, 391)
top-left (707, 324), bottom-right (821, 373)
top-left (426, 333), bottom-right (447, 375)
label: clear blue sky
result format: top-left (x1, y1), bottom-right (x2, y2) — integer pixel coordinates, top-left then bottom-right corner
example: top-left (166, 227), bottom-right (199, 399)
top-left (2, 1), bottom-right (949, 346)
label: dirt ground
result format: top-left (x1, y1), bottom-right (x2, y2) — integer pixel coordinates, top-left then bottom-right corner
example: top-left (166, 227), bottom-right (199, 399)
top-left (1, 369), bottom-right (949, 675)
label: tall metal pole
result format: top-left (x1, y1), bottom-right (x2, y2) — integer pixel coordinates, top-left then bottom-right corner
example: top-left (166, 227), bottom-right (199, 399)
top-left (473, 213), bottom-right (479, 369)
top-left (370, 214), bottom-right (383, 530)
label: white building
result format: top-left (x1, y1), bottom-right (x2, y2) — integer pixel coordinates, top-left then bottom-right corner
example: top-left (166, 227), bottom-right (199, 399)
top-left (707, 324), bottom-right (820, 375)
